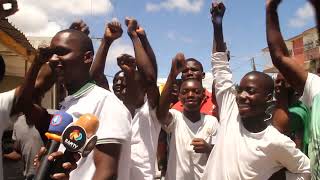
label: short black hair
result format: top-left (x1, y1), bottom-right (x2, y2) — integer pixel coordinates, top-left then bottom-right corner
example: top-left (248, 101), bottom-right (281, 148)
top-left (180, 78), bottom-right (203, 90)
top-left (113, 70), bottom-right (125, 82)
top-left (243, 71), bottom-right (274, 94)
top-left (56, 29), bottom-right (94, 54)
top-left (0, 56), bottom-right (5, 82)
top-left (186, 58), bottom-right (204, 72)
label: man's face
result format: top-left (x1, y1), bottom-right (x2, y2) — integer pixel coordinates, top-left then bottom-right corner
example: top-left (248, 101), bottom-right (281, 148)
top-left (113, 72), bottom-right (127, 99)
top-left (236, 74), bottom-right (270, 119)
top-left (48, 32), bottom-right (87, 85)
top-left (275, 73), bottom-right (298, 101)
top-left (179, 80), bottom-right (204, 112)
top-left (275, 73), bottom-right (291, 90)
top-left (181, 61), bottom-right (204, 81)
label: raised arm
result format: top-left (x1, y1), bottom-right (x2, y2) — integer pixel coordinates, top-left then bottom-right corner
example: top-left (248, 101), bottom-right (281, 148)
top-left (14, 47), bottom-right (51, 119)
top-left (126, 18), bottom-right (159, 108)
top-left (266, 0), bottom-right (307, 94)
top-left (69, 20), bottom-right (90, 35)
top-left (90, 21), bottom-right (123, 90)
top-left (309, 0), bottom-right (320, 37)
top-left (211, 2), bottom-right (226, 53)
top-left (156, 53), bottom-right (186, 126)
top-left (14, 48), bottom-right (53, 142)
top-left (136, 26), bottom-right (158, 78)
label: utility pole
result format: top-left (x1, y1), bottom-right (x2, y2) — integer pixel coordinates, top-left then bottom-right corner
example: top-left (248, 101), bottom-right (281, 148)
top-left (250, 57), bottom-right (257, 71)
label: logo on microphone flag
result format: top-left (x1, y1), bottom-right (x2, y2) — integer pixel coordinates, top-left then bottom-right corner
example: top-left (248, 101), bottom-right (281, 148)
top-left (70, 130), bottom-right (83, 141)
top-left (62, 125), bottom-right (87, 152)
top-left (51, 115), bottom-right (62, 126)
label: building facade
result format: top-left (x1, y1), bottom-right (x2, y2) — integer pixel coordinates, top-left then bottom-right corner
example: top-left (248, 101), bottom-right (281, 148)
top-left (263, 27), bottom-right (320, 74)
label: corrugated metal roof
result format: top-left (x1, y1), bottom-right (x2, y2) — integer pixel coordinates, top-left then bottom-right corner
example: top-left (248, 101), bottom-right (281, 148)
top-left (0, 19), bottom-right (35, 53)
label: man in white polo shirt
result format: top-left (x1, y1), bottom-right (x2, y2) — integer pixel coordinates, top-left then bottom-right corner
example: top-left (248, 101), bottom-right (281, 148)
top-left (46, 28), bottom-right (131, 180)
top-left (202, 3), bottom-right (310, 180)
top-left (156, 53), bottom-right (219, 180)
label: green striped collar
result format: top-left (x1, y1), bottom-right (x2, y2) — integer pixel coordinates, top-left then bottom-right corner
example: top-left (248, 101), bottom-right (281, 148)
top-left (71, 81), bottom-right (96, 99)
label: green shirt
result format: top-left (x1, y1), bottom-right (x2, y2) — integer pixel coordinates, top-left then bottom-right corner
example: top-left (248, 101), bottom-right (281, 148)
top-left (309, 94), bottom-right (320, 179)
top-left (289, 101), bottom-right (310, 155)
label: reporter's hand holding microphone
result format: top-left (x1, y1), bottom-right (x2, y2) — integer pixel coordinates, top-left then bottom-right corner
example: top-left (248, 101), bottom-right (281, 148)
top-left (34, 112), bottom-right (99, 180)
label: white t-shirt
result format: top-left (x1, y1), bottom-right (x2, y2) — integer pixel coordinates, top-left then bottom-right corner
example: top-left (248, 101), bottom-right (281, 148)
top-left (164, 109), bottom-right (219, 180)
top-left (0, 89), bottom-right (16, 180)
top-left (130, 100), bottom-right (161, 180)
top-left (301, 73), bottom-right (320, 107)
top-left (301, 73), bottom-right (320, 179)
top-left (59, 83), bottom-right (132, 180)
top-left (202, 52), bottom-right (310, 180)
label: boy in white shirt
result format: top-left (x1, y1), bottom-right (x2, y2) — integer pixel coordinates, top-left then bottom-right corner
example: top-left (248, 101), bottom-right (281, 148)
top-left (156, 53), bottom-right (219, 180)
top-left (94, 18), bottom-right (161, 180)
top-left (121, 18), bottom-right (161, 180)
top-left (202, 2), bottom-right (310, 180)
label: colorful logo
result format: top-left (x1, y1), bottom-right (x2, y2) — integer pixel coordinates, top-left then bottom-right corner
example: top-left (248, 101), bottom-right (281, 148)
top-left (50, 115), bottom-right (62, 126)
top-left (69, 130), bottom-right (83, 141)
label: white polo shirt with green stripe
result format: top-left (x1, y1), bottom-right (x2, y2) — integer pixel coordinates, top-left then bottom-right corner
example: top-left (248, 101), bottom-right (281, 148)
top-left (301, 73), bottom-right (320, 180)
top-left (59, 82), bottom-right (132, 180)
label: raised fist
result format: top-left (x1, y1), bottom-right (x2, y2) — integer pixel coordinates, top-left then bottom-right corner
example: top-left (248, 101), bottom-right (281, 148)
top-left (0, 0), bottom-right (18, 19)
top-left (266, 0), bottom-right (282, 9)
top-left (105, 21), bottom-right (123, 41)
top-left (210, 2), bottom-right (225, 24)
top-left (35, 45), bottom-right (53, 66)
top-left (136, 26), bottom-right (146, 37)
top-left (117, 54), bottom-right (136, 74)
top-left (171, 53), bottom-right (186, 78)
top-left (69, 20), bottom-right (90, 35)
top-left (125, 17), bottom-right (138, 37)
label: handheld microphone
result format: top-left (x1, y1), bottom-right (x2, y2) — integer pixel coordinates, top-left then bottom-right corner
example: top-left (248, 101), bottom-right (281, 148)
top-left (35, 111), bottom-right (73, 180)
top-left (51, 113), bottom-right (99, 174)
top-left (62, 113), bottom-right (99, 156)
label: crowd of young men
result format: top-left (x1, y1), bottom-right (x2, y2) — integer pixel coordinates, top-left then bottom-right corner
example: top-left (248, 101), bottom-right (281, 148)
top-left (0, 0), bottom-right (320, 179)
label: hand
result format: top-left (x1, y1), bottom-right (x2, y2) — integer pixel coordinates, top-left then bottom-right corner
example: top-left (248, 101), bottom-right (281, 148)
top-left (34, 147), bottom-right (81, 180)
top-left (105, 21), bottom-right (123, 42)
top-left (0, 0), bottom-right (18, 19)
top-left (210, 2), bottom-right (225, 24)
top-left (35, 45), bottom-right (53, 66)
top-left (69, 20), bottom-right (90, 35)
top-left (266, 0), bottom-right (282, 9)
top-left (170, 53), bottom-right (186, 78)
top-left (136, 26), bottom-right (146, 37)
top-left (117, 54), bottom-right (136, 74)
top-left (125, 17), bottom-right (138, 37)
top-left (191, 138), bottom-right (212, 153)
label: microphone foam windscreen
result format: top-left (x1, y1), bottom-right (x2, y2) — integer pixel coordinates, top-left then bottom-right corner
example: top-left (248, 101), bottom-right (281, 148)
top-left (74, 114), bottom-right (99, 138)
top-left (48, 111), bottom-right (73, 134)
